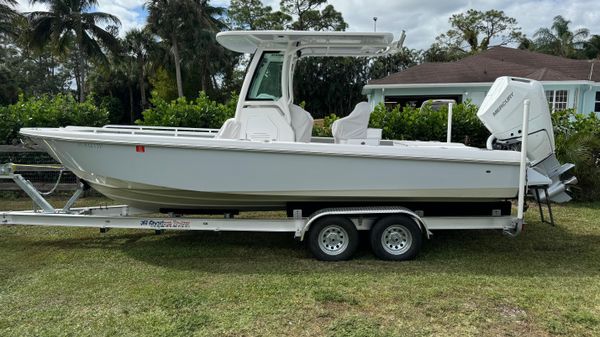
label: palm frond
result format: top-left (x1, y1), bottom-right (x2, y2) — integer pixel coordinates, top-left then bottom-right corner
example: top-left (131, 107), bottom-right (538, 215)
top-left (80, 30), bottom-right (107, 64)
top-left (27, 15), bottom-right (55, 49)
top-left (87, 24), bottom-right (120, 53)
top-left (83, 11), bottom-right (121, 27)
top-left (1, 0), bottom-right (17, 6)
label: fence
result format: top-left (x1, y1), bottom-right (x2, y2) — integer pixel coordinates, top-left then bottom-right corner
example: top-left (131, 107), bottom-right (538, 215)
top-left (0, 145), bottom-right (79, 192)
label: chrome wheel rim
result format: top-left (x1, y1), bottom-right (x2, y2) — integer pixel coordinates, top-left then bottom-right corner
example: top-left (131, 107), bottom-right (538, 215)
top-left (381, 225), bottom-right (412, 255)
top-left (318, 225), bottom-right (349, 255)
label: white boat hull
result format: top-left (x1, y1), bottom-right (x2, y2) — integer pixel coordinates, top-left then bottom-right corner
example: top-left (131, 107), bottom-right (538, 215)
top-left (22, 127), bottom-right (522, 212)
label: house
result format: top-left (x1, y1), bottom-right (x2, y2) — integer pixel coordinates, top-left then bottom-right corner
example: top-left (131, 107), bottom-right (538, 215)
top-left (363, 46), bottom-right (600, 115)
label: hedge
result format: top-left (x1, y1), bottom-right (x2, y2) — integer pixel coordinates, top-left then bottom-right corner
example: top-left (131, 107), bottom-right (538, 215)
top-left (369, 101), bottom-right (489, 146)
top-left (136, 92), bottom-right (236, 129)
top-left (314, 101), bottom-right (489, 147)
top-left (551, 109), bottom-right (600, 201)
top-left (0, 94), bottom-right (109, 145)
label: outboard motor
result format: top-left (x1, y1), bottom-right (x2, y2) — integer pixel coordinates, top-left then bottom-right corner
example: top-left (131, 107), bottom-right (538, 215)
top-left (477, 77), bottom-right (577, 203)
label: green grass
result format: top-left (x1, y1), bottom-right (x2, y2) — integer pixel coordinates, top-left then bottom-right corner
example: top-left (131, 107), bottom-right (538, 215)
top-left (0, 197), bottom-right (599, 336)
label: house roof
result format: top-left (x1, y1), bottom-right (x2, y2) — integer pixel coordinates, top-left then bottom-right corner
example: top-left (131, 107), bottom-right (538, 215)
top-left (368, 46), bottom-right (600, 86)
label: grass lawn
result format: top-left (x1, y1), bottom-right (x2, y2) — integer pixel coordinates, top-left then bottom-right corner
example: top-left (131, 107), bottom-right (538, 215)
top-left (0, 197), bottom-right (599, 336)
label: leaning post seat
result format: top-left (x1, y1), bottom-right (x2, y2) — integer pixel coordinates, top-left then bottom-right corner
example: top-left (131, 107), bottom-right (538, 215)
top-left (332, 102), bottom-right (380, 144)
top-left (289, 104), bottom-right (314, 142)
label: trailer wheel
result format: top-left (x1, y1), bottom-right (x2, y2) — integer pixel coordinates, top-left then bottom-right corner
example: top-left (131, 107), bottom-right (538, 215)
top-left (308, 216), bottom-right (358, 261)
top-left (370, 215), bottom-right (422, 261)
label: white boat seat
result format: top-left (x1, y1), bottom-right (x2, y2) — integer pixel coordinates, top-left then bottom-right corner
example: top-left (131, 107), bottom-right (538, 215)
top-left (331, 102), bottom-right (372, 143)
top-left (215, 118), bottom-right (241, 139)
top-left (290, 104), bottom-right (314, 142)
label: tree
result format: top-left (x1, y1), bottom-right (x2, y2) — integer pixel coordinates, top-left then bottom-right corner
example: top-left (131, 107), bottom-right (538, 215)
top-left (228, 0), bottom-right (291, 30)
top-left (27, 0), bottom-right (121, 102)
top-left (280, 0), bottom-right (347, 31)
top-left (124, 28), bottom-right (156, 110)
top-left (1, 16), bottom-right (73, 104)
top-left (517, 35), bottom-right (535, 51)
top-left (422, 42), bottom-right (465, 62)
top-left (295, 56), bottom-right (371, 117)
top-left (534, 15), bottom-right (589, 58)
top-left (434, 9), bottom-right (522, 55)
top-left (0, 0), bottom-right (18, 36)
top-left (147, 0), bottom-right (223, 98)
top-left (187, 3), bottom-right (227, 96)
top-left (584, 35), bottom-right (600, 59)
top-left (369, 47), bottom-right (421, 79)
top-left (0, 39), bottom-right (72, 104)
top-left (277, 0), bottom-right (361, 116)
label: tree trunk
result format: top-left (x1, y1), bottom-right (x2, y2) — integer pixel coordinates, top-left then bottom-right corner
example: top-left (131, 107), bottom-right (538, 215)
top-left (138, 57), bottom-right (147, 109)
top-left (172, 38), bottom-right (184, 98)
top-left (201, 71), bottom-right (207, 93)
top-left (129, 82), bottom-right (135, 124)
top-left (73, 58), bottom-right (82, 101)
top-left (77, 45), bottom-right (86, 102)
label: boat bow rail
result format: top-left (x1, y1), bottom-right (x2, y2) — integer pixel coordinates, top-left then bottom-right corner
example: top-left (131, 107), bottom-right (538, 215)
top-left (50, 125), bottom-right (221, 138)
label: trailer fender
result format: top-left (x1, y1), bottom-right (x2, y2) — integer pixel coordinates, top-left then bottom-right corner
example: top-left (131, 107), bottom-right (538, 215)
top-left (298, 206), bottom-right (431, 241)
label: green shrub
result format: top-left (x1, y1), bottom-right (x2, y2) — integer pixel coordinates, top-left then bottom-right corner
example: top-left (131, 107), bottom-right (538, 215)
top-left (0, 94), bottom-right (110, 144)
top-left (552, 109), bottom-right (600, 201)
top-left (98, 96), bottom-right (125, 124)
top-left (312, 113), bottom-right (339, 137)
top-left (369, 101), bottom-right (489, 146)
top-left (137, 91), bottom-right (236, 129)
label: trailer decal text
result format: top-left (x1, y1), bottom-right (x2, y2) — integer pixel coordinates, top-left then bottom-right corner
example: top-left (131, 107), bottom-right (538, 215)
top-left (140, 219), bottom-right (191, 228)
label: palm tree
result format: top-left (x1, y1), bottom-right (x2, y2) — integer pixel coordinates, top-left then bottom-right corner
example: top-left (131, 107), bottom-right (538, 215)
top-left (533, 15), bottom-right (589, 58)
top-left (189, 4), bottom-right (226, 94)
top-left (124, 28), bottom-right (156, 110)
top-left (0, 0), bottom-right (18, 36)
top-left (146, 0), bottom-right (224, 98)
top-left (584, 35), bottom-right (600, 59)
top-left (27, 0), bottom-right (121, 101)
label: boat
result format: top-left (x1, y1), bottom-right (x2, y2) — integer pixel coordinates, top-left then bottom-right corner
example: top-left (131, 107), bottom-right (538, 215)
top-left (18, 31), bottom-right (575, 213)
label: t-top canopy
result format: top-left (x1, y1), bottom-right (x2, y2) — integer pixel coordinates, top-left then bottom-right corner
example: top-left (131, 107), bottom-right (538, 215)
top-left (216, 30), bottom-right (399, 57)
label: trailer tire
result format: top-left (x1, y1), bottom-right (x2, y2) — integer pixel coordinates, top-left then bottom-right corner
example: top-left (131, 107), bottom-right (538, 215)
top-left (308, 216), bottom-right (358, 261)
top-left (370, 215), bottom-right (422, 261)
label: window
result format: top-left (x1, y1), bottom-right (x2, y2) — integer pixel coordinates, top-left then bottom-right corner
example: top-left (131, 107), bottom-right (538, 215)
top-left (247, 52), bottom-right (283, 101)
top-left (595, 91), bottom-right (600, 113)
top-left (545, 90), bottom-right (568, 112)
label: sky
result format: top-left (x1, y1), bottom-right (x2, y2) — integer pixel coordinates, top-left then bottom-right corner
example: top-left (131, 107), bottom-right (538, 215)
top-left (15, 0), bottom-right (600, 50)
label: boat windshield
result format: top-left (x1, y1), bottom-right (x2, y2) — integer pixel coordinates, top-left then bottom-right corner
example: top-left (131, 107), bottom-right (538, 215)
top-left (247, 52), bottom-right (284, 101)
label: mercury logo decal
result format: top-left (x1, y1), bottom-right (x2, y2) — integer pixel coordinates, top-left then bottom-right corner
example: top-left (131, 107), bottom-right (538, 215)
top-left (493, 92), bottom-right (514, 116)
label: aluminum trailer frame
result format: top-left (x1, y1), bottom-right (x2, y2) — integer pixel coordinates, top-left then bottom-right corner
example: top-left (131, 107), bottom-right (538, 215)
top-left (1, 204), bottom-right (519, 238)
